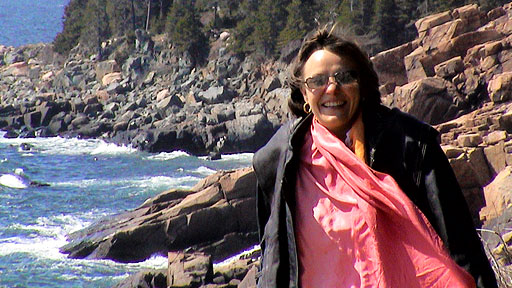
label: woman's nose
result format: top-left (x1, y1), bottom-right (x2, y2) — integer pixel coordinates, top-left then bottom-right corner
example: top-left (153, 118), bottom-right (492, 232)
top-left (325, 77), bottom-right (339, 93)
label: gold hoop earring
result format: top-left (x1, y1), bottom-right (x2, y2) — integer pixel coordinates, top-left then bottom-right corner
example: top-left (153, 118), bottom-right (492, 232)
top-left (303, 102), bottom-right (312, 114)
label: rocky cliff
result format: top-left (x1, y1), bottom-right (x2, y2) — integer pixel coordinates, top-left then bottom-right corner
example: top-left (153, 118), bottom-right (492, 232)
top-left (0, 31), bottom-right (291, 157)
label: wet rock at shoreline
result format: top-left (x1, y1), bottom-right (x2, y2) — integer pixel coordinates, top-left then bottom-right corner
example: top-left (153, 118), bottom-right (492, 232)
top-left (60, 168), bottom-right (258, 263)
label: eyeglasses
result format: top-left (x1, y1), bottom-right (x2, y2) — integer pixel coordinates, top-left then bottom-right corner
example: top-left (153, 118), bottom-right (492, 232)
top-left (304, 70), bottom-right (359, 90)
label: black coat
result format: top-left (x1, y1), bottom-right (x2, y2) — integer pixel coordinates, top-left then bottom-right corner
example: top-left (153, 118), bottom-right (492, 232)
top-left (253, 105), bottom-right (497, 288)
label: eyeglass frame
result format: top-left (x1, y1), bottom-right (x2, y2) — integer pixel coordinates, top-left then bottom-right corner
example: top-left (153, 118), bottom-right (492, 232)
top-left (303, 70), bottom-right (359, 90)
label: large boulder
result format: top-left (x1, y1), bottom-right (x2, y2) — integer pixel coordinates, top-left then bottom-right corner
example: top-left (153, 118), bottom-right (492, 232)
top-left (3, 62), bottom-right (29, 77)
top-left (391, 77), bottom-right (462, 124)
top-left (415, 10), bottom-right (452, 36)
top-left (404, 47), bottom-right (430, 82)
top-left (262, 87), bottom-right (289, 127)
top-left (223, 114), bottom-right (276, 154)
top-left (114, 250), bottom-right (259, 288)
top-left (60, 168), bottom-right (258, 263)
top-left (488, 72), bottom-right (512, 103)
top-left (113, 269), bottom-right (167, 288)
top-left (371, 41), bottom-right (417, 87)
top-left (434, 56), bottom-right (464, 79)
top-left (102, 72), bottom-right (122, 86)
top-left (3, 49), bottom-right (24, 65)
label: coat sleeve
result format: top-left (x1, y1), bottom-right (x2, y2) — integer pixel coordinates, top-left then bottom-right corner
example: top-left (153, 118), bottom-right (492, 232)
top-left (422, 136), bottom-right (497, 288)
top-left (252, 132), bottom-right (281, 250)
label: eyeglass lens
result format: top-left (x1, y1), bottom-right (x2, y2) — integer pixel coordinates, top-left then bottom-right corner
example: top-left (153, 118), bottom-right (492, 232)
top-left (305, 70), bottom-right (358, 89)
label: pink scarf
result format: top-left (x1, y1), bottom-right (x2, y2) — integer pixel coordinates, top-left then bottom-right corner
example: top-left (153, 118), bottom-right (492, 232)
top-left (294, 119), bottom-right (476, 288)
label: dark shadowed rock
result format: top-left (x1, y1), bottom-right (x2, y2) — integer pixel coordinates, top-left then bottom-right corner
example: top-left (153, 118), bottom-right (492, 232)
top-left (83, 103), bottom-right (103, 117)
top-left (223, 114), bottom-right (276, 154)
top-left (0, 104), bottom-right (16, 117)
top-left (71, 114), bottom-right (89, 128)
top-left (113, 269), bottom-right (167, 288)
top-left (48, 118), bottom-right (68, 135)
top-left (391, 77), bottom-right (464, 124)
top-left (39, 102), bottom-right (64, 126)
top-left (23, 111), bottom-right (41, 128)
top-left (78, 121), bottom-right (111, 138)
top-left (434, 56), bottom-right (464, 79)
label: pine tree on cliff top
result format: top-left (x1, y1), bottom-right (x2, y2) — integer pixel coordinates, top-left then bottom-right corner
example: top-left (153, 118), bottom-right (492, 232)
top-left (166, 0), bottom-right (209, 65)
top-left (252, 0), bottom-right (290, 56)
top-left (53, 0), bottom-right (88, 54)
top-left (374, 0), bottom-right (401, 50)
top-left (106, 0), bottom-right (146, 37)
top-left (230, 0), bottom-right (259, 54)
top-left (80, 0), bottom-right (111, 59)
top-left (278, 0), bottom-right (315, 48)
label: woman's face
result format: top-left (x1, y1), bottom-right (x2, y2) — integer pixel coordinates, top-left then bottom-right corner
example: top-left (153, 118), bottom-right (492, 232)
top-left (301, 49), bottom-right (361, 139)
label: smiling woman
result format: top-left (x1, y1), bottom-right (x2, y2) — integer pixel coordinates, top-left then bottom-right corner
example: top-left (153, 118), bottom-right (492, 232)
top-left (253, 25), bottom-right (498, 288)
top-left (0, 0), bottom-right (69, 47)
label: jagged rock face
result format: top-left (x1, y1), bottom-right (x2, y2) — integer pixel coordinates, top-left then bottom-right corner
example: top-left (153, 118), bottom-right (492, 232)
top-left (60, 168), bottom-right (258, 263)
top-left (373, 3), bottom-right (512, 125)
top-left (434, 100), bottom-right (512, 286)
top-left (435, 102), bottom-right (512, 222)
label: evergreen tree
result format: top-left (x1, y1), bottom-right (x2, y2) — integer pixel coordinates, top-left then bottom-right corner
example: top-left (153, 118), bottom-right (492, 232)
top-left (53, 0), bottom-right (88, 54)
top-left (166, 0), bottom-right (209, 65)
top-left (374, 0), bottom-right (401, 50)
top-left (219, 0), bottom-right (239, 18)
top-left (394, 0), bottom-right (421, 45)
top-left (361, 0), bottom-right (376, 32)
top-left (314, 0), bottom-right (342, 24)
top-left (278, 0), bottom-right (315, 48)
top-left (106, 0), bottom-right (146, 36)
top-left (432, 0), bottom-right (469, 13)
top-left (230, 0), bottom-right (259, 54)
top-left (80, 0), bottom-right (111, 59)
top-left (252, 0), bottom-right (290, 56)
top-left (150, 0), bottom-right (173, 33)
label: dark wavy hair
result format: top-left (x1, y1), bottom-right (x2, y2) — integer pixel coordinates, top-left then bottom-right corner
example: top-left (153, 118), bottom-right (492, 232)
top-left (287, 25), bottom-right (381, 117)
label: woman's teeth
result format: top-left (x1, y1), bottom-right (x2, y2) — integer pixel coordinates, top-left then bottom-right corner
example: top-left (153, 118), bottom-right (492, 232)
top-left (323, 101), bottom-right (344, 107)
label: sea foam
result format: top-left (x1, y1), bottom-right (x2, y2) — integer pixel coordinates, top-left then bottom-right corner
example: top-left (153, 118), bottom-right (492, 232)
top-left (53, 175), bottom-right (199, 191)
top-left (0, 135), bottom-right (136, 156)
top-left (147, 151), bottom-right (190, 161)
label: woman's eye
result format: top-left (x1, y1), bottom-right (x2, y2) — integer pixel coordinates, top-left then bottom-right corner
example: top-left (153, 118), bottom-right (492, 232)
top-left (336, 71), bottom-right (357, 84)
top-left (311, 76), bottom-right (326, 86)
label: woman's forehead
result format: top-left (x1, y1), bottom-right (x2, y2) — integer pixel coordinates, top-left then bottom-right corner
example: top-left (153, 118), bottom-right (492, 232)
top-left (303, 49), bottom-right (355, 75)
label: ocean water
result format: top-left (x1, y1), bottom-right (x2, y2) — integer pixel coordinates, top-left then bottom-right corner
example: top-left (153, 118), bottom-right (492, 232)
top-left (0, 131), bottom-right (253, 287)
top-left (0, 0), bottom-right (69, 47)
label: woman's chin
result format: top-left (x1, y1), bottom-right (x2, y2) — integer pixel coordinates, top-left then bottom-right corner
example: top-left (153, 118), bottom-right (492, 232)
top-left (315, 117), bottom-right (350, 135)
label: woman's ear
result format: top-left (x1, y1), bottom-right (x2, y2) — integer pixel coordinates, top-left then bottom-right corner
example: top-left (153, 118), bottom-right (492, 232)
top-left (301, 87), bottom-right (307, 102)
